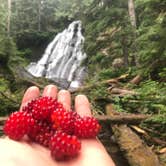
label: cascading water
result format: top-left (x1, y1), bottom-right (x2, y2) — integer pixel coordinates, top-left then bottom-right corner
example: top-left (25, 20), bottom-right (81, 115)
top-left (26, 21), bottom-right (87, 90)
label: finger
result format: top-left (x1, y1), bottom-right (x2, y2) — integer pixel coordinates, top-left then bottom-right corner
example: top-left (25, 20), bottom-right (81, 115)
top-left (20, 86), bottom-right (40, 110)
top-left (42, 84), bottom-right (58, 99)
top-left (58, 90), bottom-right (71, 111)
top-left (75, 95), bottom-right (91, 117)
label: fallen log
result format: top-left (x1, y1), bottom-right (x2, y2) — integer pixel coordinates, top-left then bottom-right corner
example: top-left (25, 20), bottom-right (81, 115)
top-left (109, 87), bottom-right (137, 96)
top-left (106, 105), bottom-right (160, 166)
top-left (129, 75), bottom-right (142, 85)
top-left (71, 79), bottom-right (118, 93)
top-left (95, 114), bottom-right (150, 124)
top-left (141, 126), bottom-right (165, 137)
top-left (0, 113), bottom-right (149, 126)
top-left (131, 125), bottom-right (166, 146)
top-left (71, 74), bottom-right (129, 93)
top-left (112, 124), bottom-right (160, 166)
top-left (157, 147), bottom-right (166, 154)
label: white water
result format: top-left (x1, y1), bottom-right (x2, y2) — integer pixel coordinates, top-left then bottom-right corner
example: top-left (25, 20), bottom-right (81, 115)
top-left (26, 21), bottom-right (87, 89)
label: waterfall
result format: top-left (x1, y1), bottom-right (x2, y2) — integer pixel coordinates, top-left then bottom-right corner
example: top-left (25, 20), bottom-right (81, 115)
top-left (26, 21), bottom-right (87, 90)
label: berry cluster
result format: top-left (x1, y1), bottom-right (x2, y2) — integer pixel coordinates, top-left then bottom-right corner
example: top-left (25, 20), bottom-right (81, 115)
top-left (3, 96), bottom-right (101, 160)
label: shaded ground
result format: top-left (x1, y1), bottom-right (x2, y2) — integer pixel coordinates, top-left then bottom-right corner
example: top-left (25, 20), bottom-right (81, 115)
top-left (99, 123), bottom-right (130, 166)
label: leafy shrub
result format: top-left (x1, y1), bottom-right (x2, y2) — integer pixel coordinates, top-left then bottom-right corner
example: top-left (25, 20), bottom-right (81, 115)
top-left (15, 30), bottom-right (57, 49)
top-left (98, 68), bottom-right (126, 80)
top-left (0, 38), bottom-right (16, 66)
top-left (18, 48), bottom-right (33, 59)
top-left (0, 78), bottom-right (9, 91)
top-left (90, 53), bottom-right (104, 63)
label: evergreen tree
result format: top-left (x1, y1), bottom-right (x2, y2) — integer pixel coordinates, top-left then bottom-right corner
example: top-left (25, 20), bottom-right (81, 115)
top-left (136, 0), bottom-right (166, 79)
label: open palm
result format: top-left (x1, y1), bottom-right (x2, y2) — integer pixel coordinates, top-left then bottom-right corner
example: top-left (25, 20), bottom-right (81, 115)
top-left (0, 85), bottom-right (115, 166)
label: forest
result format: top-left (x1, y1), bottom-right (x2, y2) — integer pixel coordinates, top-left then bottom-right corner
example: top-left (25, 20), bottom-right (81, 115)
top-left (0, 0), bottom-right (166, 166)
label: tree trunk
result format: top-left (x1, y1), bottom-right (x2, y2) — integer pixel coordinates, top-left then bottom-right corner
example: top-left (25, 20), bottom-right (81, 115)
top-left (128, 0), bottom-right (139, 66)
top-left (128, 0), bottom-right (136, 28)
top-left (123, 46), bottom-right (129, 67)
top-left (7, 0), bottom-right (12, 36)
top-left (95, 114), bottom-right (150, 124)
top-left (0, 114), bottom-right (150, 125)
top-left (121, 37), bottom-right (129, 66)
top-left (38, 0), bottom-right (41, 31)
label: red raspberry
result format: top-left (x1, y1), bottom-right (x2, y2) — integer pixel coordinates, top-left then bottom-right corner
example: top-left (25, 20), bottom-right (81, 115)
top-left (24, 96), bottom-right (62, 121)
top-left (51, 109), bottom-right (76, 134)
top-left (3, 94), bottom-right (101, 161)
top-left (28, 120), bottom-right (55, 147)
top-left (50, 131), bottom-right (81, 160)
top-left (74, 116), bottom-right (101, 138)
top-left (35, 131), bottom-right (54, 147)
top-left (22, 99), bottom-right (36, 112)
top-left (3, 111), bottom-right (35, 140)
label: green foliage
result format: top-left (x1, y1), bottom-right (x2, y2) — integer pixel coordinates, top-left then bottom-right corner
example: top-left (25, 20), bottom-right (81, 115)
top-left (112, 80), bottom-right (166, 114)
top-left (136, 0), bottom-right (166, 79)
top-left (0, 38), bottom-right (17, 66)
top-left (98, 68), bottom-right (126, 80)
top-left (0, 0), bottom-right (165, 144)
top-left (90, 53), bottom-right (104, 63)
top-left (9, 0), bottom-right (93, 34)
top-left (19, 48), bottom-right (33, 59)
top-left (16, 30), bottom-right (55, 48)
top-left (54, 0), bottom-right (93, 19)
top-left (0, 78), bottom-right (19, 116)
top-left (112, 97), bottom-right (127, 113)
top-left (111, 80), bottom-right (166, 137)
top-left (14, 30), bottom-right (58, 61)
top-left (85, 84), bottom-right (109, 114)
top-left (0, 1), bottom-right (7, 34)
top-left (84, 0), bottom-right (136, 78)
top-left (0, 96), bottom-right (19, 116)
top-left (11, 0), bottom-right (57, 32)
top-left (137, 81), bottom-right (166, 126)
top-left (137, 81), bottom-right (166, 105)
top-left (147, 104), bottom-right (166, 124)
top-left (83, 1), bottom-right (166, 136)
top-left (9, 52), bottom-right (29, 68)
top-left (0, 78), bottom-right (9, 91)
top-left (0, 83), bottom-right (20, 116)
top-left (159, 67), bottom-right (166, 80)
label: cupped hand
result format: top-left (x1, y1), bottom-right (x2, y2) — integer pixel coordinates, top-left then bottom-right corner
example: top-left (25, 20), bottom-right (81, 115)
top-left (0, 85), bottom-right (115, 166)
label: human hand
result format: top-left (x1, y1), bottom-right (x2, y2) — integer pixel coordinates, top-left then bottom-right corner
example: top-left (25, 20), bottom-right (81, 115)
top-left (0, 85), bottom-right (115, 166)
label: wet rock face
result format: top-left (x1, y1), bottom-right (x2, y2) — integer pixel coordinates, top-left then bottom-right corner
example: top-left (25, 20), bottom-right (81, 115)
top-left (26, 21), bottom-right (87, 89)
